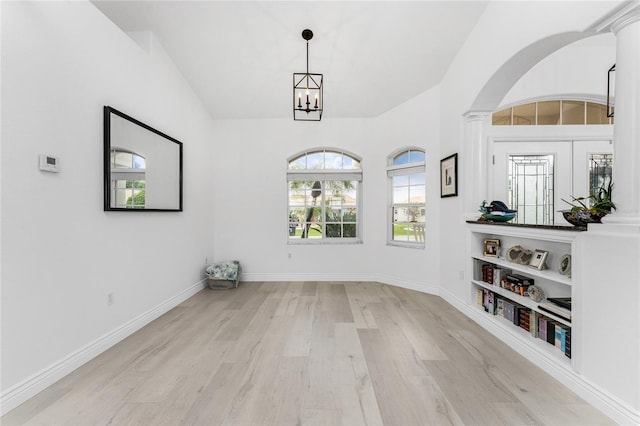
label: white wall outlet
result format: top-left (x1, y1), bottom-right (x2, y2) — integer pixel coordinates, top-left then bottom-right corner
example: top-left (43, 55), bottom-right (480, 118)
top-left (107, 292), bottom-right (114, 306)
top-left (205, 257), bottom-right (209, 265)
top-left (288, 253), bottom-right (292, 259)
top-left (459, 270), bottom-right (465, 280)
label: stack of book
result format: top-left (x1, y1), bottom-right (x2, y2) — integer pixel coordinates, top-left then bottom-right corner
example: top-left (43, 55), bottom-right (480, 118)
top-left (481, 264), bottom-right (509, 286)
top-left (538, 315), bottom-right (571, 358)
top-left (538, 297), bottom-right (571, 322)
top-left (475, 288), bottom-right (571, 358)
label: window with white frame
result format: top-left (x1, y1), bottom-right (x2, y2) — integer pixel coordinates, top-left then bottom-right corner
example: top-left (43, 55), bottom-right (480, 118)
top-left (387, 148), bottom-right (425, 246)
top-left (110, 148), bottom-right (146, 209)
top-left (287, 149), bottom-right (362, 243)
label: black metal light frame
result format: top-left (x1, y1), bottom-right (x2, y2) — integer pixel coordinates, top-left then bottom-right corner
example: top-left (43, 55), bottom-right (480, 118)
top-left (607, 64), bottom-right (615, 118)
top-left (293, 29), bottom-right (323, 121)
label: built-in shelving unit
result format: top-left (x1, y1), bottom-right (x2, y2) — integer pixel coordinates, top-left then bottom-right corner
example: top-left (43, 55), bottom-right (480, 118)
top-left (467, 221), bottom-right (583, 370)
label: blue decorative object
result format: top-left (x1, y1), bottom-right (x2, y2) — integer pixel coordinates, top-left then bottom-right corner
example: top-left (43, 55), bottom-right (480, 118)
top-left (206, 260), bottom-right (240, 289)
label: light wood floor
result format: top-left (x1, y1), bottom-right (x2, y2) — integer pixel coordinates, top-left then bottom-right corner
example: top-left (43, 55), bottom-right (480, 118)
top-left (3, 282), bottom-right (613, 426)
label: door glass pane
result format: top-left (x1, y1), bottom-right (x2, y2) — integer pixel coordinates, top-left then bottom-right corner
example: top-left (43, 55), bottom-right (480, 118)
top-left (508, 154), bottom-right (554, 225)
top-left (588, 153), bottom-right (613, 196)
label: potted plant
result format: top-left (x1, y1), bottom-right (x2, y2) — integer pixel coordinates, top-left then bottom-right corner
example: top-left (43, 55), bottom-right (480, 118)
top-left (561, 181), bottom-right (615, 226)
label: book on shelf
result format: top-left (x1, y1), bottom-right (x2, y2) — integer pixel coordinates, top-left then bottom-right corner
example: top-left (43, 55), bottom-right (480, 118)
top-left (547, 297), bottom-right (571, 310)
top-left (554, 324), bottom-right (563, 349)
top-left (538, 316), bottom-right (548, 342)
top-left (476, 288), bottom-right (483, 306)
top-left (546, 320), bottom-right (557, 345)
top-left (530, 311), bottom-right (538, 338)
top-left (519, 309), bottom-right (531, 332)
top-left (538, 301), bottom-right (571, 322)
top-left (482, 289), bottom-right (495, 314)
top-left (496, 298), bottom-right (504, 317)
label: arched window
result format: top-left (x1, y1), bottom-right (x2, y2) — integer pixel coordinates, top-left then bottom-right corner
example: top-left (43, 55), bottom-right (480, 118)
top-left (387, 148), bottom-right (425, 246)
top-left (287, 148), bottom-right (362, 243)
top-left (492, 99), bottom-right (613, 126)
top-left (110, 148), bottom-right (146, 208)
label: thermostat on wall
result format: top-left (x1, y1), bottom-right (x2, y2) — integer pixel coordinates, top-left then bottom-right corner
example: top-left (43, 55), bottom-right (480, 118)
top-left (39, 154), bottom-right (60, 172)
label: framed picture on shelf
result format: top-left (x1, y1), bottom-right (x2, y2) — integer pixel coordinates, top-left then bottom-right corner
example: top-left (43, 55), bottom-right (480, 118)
top-left (558, 254), bottom-right (572, 276)
top-left (529, 249), bottom-right (549, 270)
top-left (483, 239), bottom-right (500, 257)
top-left (440, 153), bottom-right (458, 197)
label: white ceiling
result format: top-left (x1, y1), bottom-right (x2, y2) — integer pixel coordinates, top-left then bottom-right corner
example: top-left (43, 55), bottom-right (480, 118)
top-left (92, 1), bottom-right (489, 119)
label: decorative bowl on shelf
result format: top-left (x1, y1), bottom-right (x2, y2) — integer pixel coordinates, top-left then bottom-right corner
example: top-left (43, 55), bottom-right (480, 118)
top-left (561, 210), bottom-right (606, 227)
top-left (479, 200), bottom-right (517, 222)
top-left (481, 212), bottom-right (517, 222)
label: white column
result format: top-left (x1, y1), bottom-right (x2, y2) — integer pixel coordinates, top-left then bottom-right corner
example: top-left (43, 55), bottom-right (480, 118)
top-left (605, 8), bottom-right (640, 224)
top-left (462, 111), bottom-right (492, 220)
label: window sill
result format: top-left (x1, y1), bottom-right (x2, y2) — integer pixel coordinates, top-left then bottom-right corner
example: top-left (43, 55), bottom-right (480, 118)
top-left (288, 238), bottom-right (363, 245)
top-left (387, 241), bottom-right (425, 249)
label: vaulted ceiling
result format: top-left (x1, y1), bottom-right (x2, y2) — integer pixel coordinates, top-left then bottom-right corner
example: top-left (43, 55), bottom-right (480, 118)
top-left (92, 1), bottom-right (488, 119)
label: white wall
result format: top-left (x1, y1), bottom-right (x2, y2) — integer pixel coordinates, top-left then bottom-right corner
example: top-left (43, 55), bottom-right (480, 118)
top-left (500, 33), bottom-right (617, 107)
top-left (211, 86), bottom-right (441, 291)
top-left (1, 2), bottom-right (215, 411)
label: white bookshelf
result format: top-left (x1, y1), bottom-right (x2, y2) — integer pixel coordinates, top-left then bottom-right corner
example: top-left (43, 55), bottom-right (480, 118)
top-left (467, 221), bottom-right (582, 368)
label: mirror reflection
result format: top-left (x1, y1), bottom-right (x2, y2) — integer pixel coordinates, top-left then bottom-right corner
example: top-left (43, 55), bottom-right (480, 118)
top-left (104, 106), bottom-right (183, 211)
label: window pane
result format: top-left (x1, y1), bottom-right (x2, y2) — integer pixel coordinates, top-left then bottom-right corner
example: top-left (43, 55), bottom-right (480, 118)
top-left (589, 153), bottom-right (613, 195)
top-left (343, 188), bottom-right (357, 206)
top-left (343, 156), bottom-right (360, 169)
top-left (289, 155), bottom-right (306, 170)
top-left (508, 154), bottom-right (554, 225)
top-left (393, 187), bottom-right (409, 204)
top-left (409, 185), bottom-right (425, 204)
top-left (492, 108), bottom-right (512, 125)
top-left (537, 101), bottom-right (560, 125)
top-left (513, 104), bottom-right (535, 125)
top-left (133, 155), bottom-right (146, 169)
top-left (393, 175), bottom-right (409, 187)
top-left (586, 102), bottom-right (609, 125)
top-left (562, 101), bottom-right (585, 124)
top-left (343, 224), bottom-right (356, 238)
top-left (114, 152), bottom-right (132, 168)
top-left (409, 151), bottom-right (425, 163)
top-left (307, 152), bottom-right (324, 169)
top-left (343, 208), bottom-right (356, 222)
top-left (393, 152), bottom-right (410, 165)
top-left (409, 173), bottom-right (425, 186)
top-left (324, 152), bottom-right (342, 169)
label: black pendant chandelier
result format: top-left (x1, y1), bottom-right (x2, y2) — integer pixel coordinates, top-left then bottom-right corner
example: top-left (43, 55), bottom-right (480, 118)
top-left (293, 29), bottom-right (323, 121)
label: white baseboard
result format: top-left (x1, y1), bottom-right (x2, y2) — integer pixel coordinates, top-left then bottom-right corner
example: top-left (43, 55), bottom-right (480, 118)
top-left (439, 288), bottom-right (640, 426)
top-left (0, 279), bottom-right (207, 416)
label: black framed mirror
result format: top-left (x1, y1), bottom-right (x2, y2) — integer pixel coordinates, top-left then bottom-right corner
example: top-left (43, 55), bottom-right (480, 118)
top-left (104, 106), bottom-right (183, 211)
